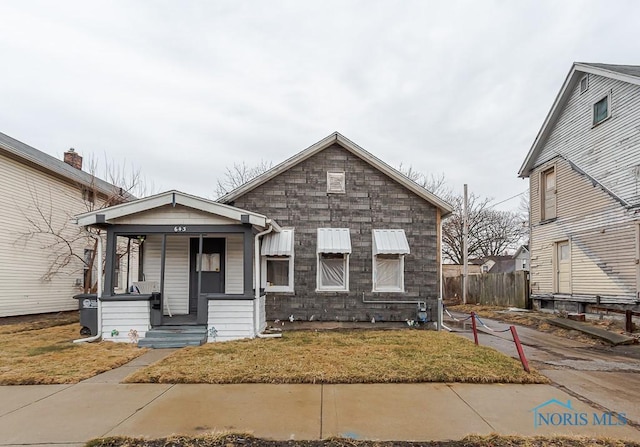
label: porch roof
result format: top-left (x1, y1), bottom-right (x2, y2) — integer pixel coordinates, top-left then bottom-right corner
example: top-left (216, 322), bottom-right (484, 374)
top-left (73, 189), bottom-right (279, 230)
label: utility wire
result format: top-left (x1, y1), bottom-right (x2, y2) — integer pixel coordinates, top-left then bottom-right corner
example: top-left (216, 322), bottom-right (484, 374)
top-left (488, 190), bottom-right (527, 209)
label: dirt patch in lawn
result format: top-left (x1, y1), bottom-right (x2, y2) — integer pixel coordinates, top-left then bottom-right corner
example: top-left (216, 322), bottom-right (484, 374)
top-left (0, 312), bottom-right (147, 385)
top-left (124, 330), bottom-right (547, 384)
top-left (86, 433), bottom-right (639, 447)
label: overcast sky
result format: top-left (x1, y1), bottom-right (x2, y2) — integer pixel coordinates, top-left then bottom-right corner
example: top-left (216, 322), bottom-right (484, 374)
top-left (1, 0), bottom-right (639, 210)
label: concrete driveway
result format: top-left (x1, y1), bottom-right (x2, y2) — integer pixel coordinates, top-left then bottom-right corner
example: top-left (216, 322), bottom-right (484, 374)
top-left (447, 312), bottom-right (640, 427)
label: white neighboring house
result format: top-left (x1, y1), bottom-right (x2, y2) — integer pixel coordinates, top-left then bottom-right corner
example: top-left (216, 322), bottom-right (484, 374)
top-left (0, 132), bottom-right (130, 317)
top-left (514, 245), bottom-right (530, 272)
top-left (519, 63), bottom-right (640, 311)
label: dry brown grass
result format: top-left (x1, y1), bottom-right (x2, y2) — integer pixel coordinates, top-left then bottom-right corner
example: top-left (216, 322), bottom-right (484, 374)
top-left (86, 433), bottom-right (640, 447)
top-left (0, 313), bottom-right (147, 385)
top-left (124, 330), bottom-right (548, 384)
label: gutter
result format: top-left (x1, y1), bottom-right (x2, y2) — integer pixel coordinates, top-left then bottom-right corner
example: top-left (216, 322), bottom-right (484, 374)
top-left (73, 231), bottom-right (103, 343)
top-left (254, 222), bottom-right (281, 338)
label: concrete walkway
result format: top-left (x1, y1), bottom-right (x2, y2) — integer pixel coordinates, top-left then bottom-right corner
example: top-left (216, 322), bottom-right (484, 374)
top-left (1, 354), bottom-right (640, 446)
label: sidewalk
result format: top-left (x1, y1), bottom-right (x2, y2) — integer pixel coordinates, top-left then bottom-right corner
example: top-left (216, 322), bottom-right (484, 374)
top-left (1, 351), bottom-right (639, 446)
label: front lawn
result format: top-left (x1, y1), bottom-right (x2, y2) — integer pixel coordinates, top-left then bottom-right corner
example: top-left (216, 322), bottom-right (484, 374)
top-left (124, 329), bottom-right (548, 384)
top-left (0, 312), bottom-right (146, 385)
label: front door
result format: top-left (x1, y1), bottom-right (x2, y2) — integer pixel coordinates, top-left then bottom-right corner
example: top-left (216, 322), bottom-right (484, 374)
top-left (189, 238), bottom-right (225, 313)
top-left (556, 241), bottom-right (570, 294)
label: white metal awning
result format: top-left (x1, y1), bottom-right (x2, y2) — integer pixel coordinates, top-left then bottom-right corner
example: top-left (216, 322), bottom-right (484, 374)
top-left (372, 229), bottom-right (410, 255)
top-left (317, 228), bottom-right (351, 254)
top-left (261, 229), bottom-right (294, 256)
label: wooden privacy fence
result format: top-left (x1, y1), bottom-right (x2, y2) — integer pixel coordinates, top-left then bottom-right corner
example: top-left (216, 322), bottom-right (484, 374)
top-left (443, 270), bottom-right (530, 308)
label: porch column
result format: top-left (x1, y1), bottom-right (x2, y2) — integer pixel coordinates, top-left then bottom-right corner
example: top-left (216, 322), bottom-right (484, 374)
top-left (243, 226), bottom-right (254, 296)
top-left (104, 228), bottom-right (118, 297)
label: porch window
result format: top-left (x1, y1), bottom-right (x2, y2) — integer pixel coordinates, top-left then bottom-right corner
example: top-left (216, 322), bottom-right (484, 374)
top-left (261, 229), bottom-right (294, 292)
top-left (317, 228), bottom-right (351, 291)
top-left (372, 229), bottom-right (409, 292)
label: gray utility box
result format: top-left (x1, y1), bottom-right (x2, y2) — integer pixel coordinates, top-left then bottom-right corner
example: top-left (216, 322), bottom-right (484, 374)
top-left (74, 294), bottom-right (98, 336)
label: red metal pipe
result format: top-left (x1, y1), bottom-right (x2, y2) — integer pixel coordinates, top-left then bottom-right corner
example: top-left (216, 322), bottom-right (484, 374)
top-left (471, 312), bottom-right (479, 345)
top-left (510, 325), bottom-right (530, 373)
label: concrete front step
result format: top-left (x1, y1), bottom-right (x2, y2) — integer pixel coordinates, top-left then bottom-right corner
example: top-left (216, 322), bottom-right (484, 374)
top-left (139, 325), bottom-right (207, 348)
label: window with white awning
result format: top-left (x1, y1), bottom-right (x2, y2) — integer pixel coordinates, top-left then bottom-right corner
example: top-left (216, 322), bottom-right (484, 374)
top-left (372, 229), bottom-right (410, 292)
top-left (316, 228), bottom-right (351, 291)
top-left (261, 229), bottom-right (295, 292)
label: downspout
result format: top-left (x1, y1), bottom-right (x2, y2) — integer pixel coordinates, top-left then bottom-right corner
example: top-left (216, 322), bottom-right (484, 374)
top-left (438, 216), bottom-right (443, 331)
top-left (74, 231), bottom-right (103, 343)
top-left (254, 221), bottom-right (281, 338)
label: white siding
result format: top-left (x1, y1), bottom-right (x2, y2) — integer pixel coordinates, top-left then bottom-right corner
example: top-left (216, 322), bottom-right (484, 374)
top-left (143, 235), bottom-right (189, 315)
top-left (535, 74), bottom-right (640, 207)
top-left (0, 153), bottom-right (95, 316)
top-left (111, 204), bottom-right (237, 225)
top-left (101, 300), bottom-right (150, 343)
top-left (225, 234), bottom-right (244, 294)
top-left (530, 157), bottom-right (637, 302)
top-left (207, 299), bottom-right (256, 342)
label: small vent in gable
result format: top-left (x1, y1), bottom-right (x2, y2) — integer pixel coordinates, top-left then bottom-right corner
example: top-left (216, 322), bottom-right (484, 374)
top-left (327, 171), bottom-right (346, 193)
top-left (580, 75), bottom-right (589, 94)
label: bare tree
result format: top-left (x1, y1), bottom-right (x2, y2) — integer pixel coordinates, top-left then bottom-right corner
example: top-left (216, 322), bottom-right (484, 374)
top-left (215, 160), bottom-right (273, 198)
top-left (18, 156), bottom-right (150, 293)
top-left (442, 192), bottom-right (526, 263)
top-left (397, 163), bottom-right (450, 197)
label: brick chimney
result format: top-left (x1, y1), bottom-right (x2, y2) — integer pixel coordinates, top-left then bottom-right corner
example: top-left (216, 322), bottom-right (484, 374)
top-left (63, 148), bottom-right (83, 170)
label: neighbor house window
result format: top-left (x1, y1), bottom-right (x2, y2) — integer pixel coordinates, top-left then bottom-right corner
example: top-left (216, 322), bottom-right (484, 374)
top-left (593, 94), bottom-right (611, 126)
top-left (327, 171), bottom-right (346, 193)
top-left (372, 229), bottom-right (409, 292)
top-left (317, 228), bottom-right (351, 291)
top-left (261, 229), bottom-right (294, 292)
top-left (83, 248), bottom-right (94, 290)
top-left (541, 167), bottom-right (556, 220)
top-left (580, 75), bottom-right (589, 94)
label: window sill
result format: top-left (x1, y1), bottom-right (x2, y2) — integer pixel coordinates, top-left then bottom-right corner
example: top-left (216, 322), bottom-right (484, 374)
top-left (373, 289), bottom-right (405, 293)
top-left (265, 287), bottom-right (294, 293)
top-left (592, 115), bottom-right (611, 128)
top-left (316, 288), bottom-right (349, 293)
top-left (539, 217), bottom-right (557, 225)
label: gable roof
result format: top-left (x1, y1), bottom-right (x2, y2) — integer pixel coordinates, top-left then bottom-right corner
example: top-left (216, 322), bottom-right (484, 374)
top-left (74, 189), bottom-right (278, 229)
top-left (218, 132), bottom-right (454, 216)
top-left (518, 63), bottom-right (640, 178)
top-left (0, 132), bottom-right (131, 200)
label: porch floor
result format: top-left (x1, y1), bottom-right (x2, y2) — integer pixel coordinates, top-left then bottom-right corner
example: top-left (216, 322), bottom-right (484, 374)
top-left (161, 314), bottom-right (199, 326)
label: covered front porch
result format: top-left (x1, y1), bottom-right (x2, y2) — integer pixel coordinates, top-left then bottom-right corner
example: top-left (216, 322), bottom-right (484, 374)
top-left (74, 190), bottom-right (280, 344)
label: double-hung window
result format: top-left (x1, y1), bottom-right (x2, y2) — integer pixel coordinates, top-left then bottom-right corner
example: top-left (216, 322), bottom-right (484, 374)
top-left (372, 229), bottom-right (410, 292)
top-left (317, 228), bottom-right (351, 291)
top-left (541, 167), bottom-right (556, 221)
top-left (261, 229), bottom-right (294, 292)
top-left (593, 93), bottom-right (611, 126)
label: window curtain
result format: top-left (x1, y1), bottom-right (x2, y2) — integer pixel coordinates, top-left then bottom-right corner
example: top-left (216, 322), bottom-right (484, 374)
top-left (320, 256), bottom-right (345, 287)
top-left (375, 256), bottom-right (400, 289)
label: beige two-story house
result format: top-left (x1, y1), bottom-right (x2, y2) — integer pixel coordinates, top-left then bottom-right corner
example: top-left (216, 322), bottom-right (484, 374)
top-left (519, 63), bottom-right (640, 312)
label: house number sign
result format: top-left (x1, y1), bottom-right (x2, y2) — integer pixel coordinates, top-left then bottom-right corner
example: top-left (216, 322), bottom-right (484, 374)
top-left (173, 226), bottom-right (187, 232)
